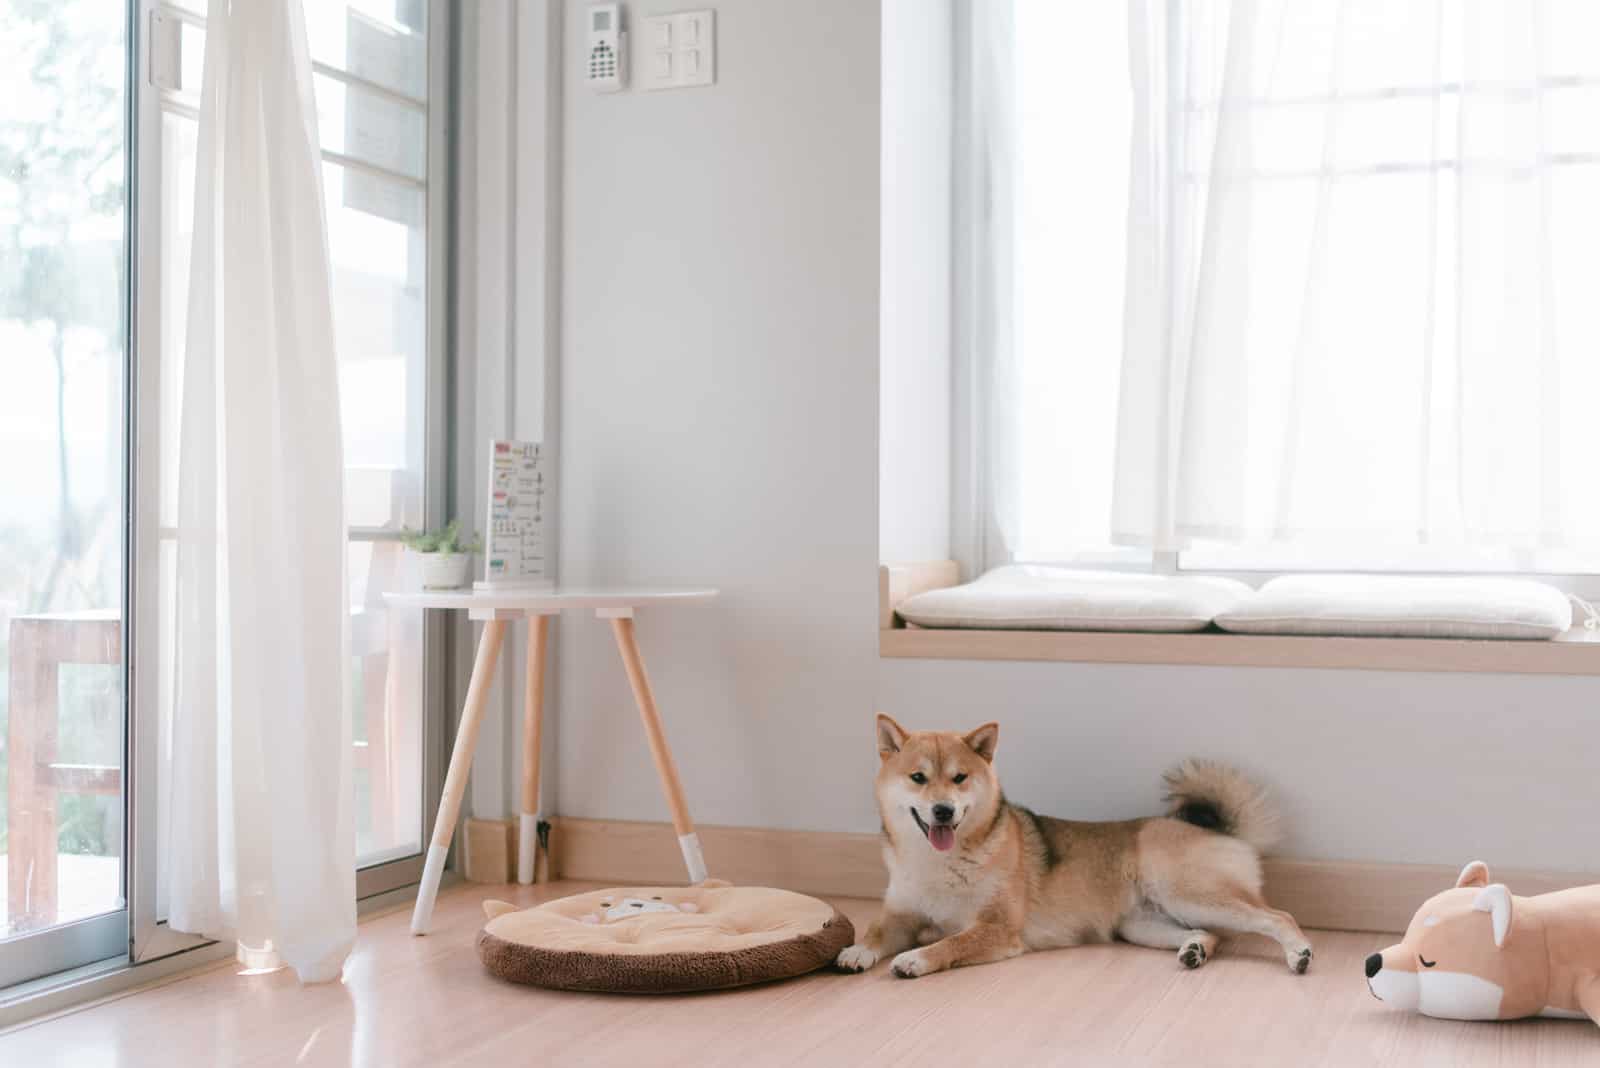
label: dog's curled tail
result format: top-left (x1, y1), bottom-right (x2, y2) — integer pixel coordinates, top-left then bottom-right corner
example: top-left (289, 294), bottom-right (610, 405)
top-left (1162, 759), bottom-right (1282, 853)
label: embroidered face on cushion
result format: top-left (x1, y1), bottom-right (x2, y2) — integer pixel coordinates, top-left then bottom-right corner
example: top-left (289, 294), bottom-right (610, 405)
top-left (1366, 861), bottom-right (1543, 1020)
top-left (581, 894), bottom-right (701, 924)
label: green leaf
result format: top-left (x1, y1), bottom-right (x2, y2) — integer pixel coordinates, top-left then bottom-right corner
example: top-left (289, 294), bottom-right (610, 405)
top-left (400, 519), bottom-right (475, 554)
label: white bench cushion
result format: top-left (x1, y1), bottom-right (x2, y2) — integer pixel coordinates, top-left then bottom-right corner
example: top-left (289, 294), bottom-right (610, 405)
top-left (896, 565), bottom-right (1252, 633)
top-left (1213, 574), bottom-right (1572, 640)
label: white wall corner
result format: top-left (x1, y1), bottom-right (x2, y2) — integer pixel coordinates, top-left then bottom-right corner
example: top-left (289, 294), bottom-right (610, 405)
top-left (453, 0), bottom-right (564, 827)
top-left (879, 0), bottom-right (955, 566)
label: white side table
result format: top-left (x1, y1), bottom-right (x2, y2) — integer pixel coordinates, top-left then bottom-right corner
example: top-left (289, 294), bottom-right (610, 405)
top-left (385, 586), bottom-right (718, 934)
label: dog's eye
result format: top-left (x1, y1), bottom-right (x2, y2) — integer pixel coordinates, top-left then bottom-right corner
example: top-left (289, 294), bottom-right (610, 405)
top-left (952, 773), bottom-right (968, 784)
top-left (1419, 955), bottom-right (1437, 969)
top-left (909, 772), bottom-right (927, 784)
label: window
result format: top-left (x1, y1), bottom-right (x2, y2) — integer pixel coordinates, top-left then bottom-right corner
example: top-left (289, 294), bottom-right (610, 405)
top-left (978, 0), bottom-right (1600, 593)
top-left (1008, 0), bottom-right (1133, 566)
top-left (144, 0), bottom-right (442, 919)
top-left (0, 0), bottom-right (130, 987)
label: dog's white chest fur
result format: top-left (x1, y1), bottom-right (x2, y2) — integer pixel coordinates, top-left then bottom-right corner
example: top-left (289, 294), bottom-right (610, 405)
top-left (883, 842), bottom-right (1002, 933)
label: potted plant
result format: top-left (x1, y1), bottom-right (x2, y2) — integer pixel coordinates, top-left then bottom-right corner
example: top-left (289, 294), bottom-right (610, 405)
top-left (400, 520), bottom-right (481, 590)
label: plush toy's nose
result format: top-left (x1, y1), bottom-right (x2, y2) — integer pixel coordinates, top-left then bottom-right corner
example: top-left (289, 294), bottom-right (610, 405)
top-left (1365, 953), bottom-right (1383, 979)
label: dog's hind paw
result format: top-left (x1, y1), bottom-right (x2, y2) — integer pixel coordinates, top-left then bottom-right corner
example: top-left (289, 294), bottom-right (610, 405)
top-left (890, 949), bottom-right (933, 979)
top-left (1178, 941), bottom-right (1208, 970)
top-left (835, 944), bottom-right (879, 973)
top-left (1289, 946), bottom-right (1313, 975)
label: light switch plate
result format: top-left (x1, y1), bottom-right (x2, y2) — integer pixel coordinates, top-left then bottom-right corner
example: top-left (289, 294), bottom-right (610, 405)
top-left (637, 9), bottom-right (715, 91)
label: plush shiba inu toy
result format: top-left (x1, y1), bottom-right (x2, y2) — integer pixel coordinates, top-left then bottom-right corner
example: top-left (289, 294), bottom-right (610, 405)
top-left (1366, 861), bottom-right (1600, 1023)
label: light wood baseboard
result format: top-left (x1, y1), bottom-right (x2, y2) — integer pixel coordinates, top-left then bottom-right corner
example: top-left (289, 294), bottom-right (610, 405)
top-left (461, 817), bottom-right (553, 884)
top-left (1257, 858), bottom-right (1593, 933)
top-left (463, 818), bottom-right (514, 884)
top-left (551, 817), bottom-right (886, 900)
top-left (549, 816), bottom-right (1594, 934)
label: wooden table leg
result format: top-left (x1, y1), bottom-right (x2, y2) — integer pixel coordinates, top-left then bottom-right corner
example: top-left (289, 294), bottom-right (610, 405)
top-left (411, 618), bottom-right (507, 935)
top-left (608, 616), bottom-right (708, 884)
top-left (518, 614), bottom-right (551, 884)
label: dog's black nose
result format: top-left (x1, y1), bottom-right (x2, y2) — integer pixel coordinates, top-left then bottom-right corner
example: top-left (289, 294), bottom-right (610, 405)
top-left (1364, 953), bottom-right (1383, 979)
top-left (932, 803), bottom-right (955, 824)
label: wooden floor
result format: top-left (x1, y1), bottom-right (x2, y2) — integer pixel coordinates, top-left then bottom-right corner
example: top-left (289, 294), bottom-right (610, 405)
top-left (2, 880), bottom-right (1594, 1066)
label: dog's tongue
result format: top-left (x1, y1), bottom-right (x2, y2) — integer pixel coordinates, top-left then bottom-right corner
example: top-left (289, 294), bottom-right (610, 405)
top-left (928, 825), bottom-right (956, 852)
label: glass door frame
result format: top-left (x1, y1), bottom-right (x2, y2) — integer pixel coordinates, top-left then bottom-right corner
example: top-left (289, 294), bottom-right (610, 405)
top-left (125, 0), bottom-right (454, 966)
top-left (350, 0), bottom-right (454, 906)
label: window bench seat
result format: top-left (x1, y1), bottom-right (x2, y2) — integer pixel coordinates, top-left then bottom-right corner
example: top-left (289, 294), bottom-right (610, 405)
top-left (878, 562), bottom-right (1600, 676)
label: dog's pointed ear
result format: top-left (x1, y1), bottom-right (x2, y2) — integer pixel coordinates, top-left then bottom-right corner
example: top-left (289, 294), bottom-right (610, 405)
top-left (1472, 884), bottom-right (1514, 948)
top-left (1455, 860), bottom-right (1491, 889)
top-left (963, 722), bottom-right (999, 763)
top-left (876, 714), bottom-right (909, 760)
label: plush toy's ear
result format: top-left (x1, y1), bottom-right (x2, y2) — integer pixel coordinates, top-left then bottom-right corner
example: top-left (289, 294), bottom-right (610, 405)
top-left (877, 714), bottom-right (909, 759)
top-left (1455, 860), bottom-right (1491, 889)
top-left (963, 723), bottom-right (1000, 763)
top-left (1472, 884), bottom-right (1514, 948)
top-left (483, 899), bottom-right (518, 920)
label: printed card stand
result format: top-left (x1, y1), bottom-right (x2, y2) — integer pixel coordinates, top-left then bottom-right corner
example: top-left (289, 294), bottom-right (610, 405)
top-left (476, 439), bottom-right (553, 590)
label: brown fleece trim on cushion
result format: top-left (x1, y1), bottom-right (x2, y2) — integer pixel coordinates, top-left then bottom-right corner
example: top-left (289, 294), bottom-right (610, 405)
top-left (477, 909), bottom-right (855, 993)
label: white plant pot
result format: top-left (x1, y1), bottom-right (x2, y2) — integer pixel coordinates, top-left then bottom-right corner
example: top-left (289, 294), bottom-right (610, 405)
top-left (413, 550), bottom-right (472, 591)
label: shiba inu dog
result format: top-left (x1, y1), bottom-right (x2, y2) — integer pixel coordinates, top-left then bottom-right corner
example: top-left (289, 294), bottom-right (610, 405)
top-left (1366, 861), bottom-right (1600, 1023)
top-left (835, 715), bottom-right (1313, 980)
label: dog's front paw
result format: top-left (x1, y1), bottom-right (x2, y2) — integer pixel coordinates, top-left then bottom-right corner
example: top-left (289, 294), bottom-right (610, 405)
top-left (890, 949), bottom-right (935, 979)
top-left (835, 944), bottom-right (879, 973)
top-left (1178, 940), bottom-right (1208, 970)
top-left (1288, 944), bottom-right (1313, 975)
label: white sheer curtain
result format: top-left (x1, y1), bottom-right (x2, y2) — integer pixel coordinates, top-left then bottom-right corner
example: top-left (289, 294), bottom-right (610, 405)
top-left (952, 0), bottom-right (1018, 576)
top-left (968, 0), bottom-right (1600, 569)
top-left (168, 0), bottom-right (354, 983)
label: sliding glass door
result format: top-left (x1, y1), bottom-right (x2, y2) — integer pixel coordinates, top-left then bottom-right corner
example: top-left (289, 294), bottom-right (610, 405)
top-left (1, 0), bottom-right (449, 988)
top-left (0, 0), bottom-right (132, 987)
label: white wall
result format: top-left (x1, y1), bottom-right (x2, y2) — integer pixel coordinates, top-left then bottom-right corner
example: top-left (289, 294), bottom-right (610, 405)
top-left (879, 0), bottom-right (952, 563)
top-left (554, 0), bottom-right (883, 832)
top-left (881, 659), bottom-right (1600, 872)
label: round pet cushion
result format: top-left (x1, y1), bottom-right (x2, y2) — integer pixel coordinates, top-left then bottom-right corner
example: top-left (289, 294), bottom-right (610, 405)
top-left (476, 884), bottom-right (855, 994)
